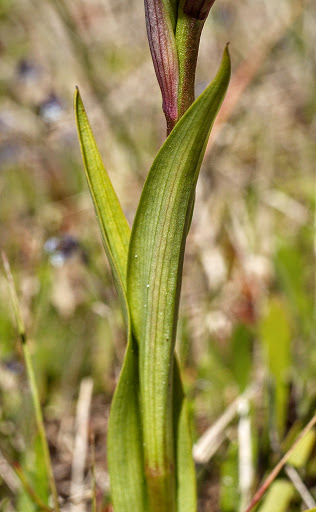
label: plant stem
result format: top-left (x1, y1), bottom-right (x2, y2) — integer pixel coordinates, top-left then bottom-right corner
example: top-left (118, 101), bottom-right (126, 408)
top-left (13, 464), bottom-right (54, 512)
top-left (142, 343), bottom-right (176, 512)
top-left (146, 469), bottom-right (176, 512)
top-left (175, 9), bottom-right (204, 118)
top-left (90, 434), bottom-right (97, 512)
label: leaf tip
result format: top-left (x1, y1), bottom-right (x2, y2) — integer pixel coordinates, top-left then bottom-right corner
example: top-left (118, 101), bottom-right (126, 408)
top-left (74, 87), bottom-right (85, 124)
top-left (74, 87), bottom-right (78, 111)
top-left (221, 43), bottom-right (231, 83)
top-left (224, 42), bottom-right (231, 62)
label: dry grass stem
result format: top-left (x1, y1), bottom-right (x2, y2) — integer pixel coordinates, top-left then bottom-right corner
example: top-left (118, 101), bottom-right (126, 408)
top-left (193, 386), bottom-right (257, 465)
top-left (70, 377), bottom-right (94, 512)
top-left (245, 412), bottom-right (316, 512)
top-left (284, 465), bottom-right (316, 510)
top-left (0, 449), bottom-right (20, 494)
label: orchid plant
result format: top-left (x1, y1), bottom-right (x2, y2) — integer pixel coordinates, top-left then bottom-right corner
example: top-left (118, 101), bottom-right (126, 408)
top-left (75, 0), bottom-right (230, 510)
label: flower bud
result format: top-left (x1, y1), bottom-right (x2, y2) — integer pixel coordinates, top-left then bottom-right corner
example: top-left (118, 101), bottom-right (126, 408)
top-left (183, 0), bottom-right (217, 21)
top-left (145, 0), bottom-right (179, 132)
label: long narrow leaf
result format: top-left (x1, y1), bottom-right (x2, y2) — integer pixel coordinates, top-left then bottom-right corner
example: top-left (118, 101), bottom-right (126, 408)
top-left (74, 88), bottom-right (130, 319)
top-left (173, 360), bottom-right (196, 512)
top-left (127, 47), bottom-right (231, 510)
top-left (74, 93), bottom-right (146, 511)
top-left (107, 337), bottom-right (147, 511)
top-left (75, 50), bottom-right (230, 510)
top-left (75, 90), bottom-right (194, 512)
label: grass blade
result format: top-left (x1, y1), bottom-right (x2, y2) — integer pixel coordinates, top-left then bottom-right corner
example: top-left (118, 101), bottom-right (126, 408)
top-left (13, 463), bottom-right (54, 512)
top-left (259, 297), bottom-right (291, 437)
top-left (2, 253), bottom-right (60, 512)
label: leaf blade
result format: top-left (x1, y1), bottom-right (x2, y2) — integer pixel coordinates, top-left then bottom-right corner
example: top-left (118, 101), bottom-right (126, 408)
top-left (173, 359), bottom-right (196, 512)
top-left (74, 90), bottom-right (146, 511)
top-left (74, 88), bottom-right (130, 301)
top-left (107, 337), bottom-right (147, 512)
top-left (127, 47), bottom-right (231, 509)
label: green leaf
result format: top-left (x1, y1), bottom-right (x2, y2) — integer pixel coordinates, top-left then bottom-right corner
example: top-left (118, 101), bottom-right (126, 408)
top-left (75, 48), bottom-right (230, 511)
top-left (75, 89), bottom-right (197, 512)
top-left (259, 297), bottom-right (292, 437)
top-left (173, 359), bottom-right (196, 512)
top-left (107, 337), bottom-right (147, 511)
top-left (231, 324), bottom-right (253, 392)
top-left (75, 90), bottom-right (146, 511)
top-left (287, 428), bottom-right (315, 468)
top-left (256, 480), bottom-right (295, 512)
top-left (127, 47), bottom-right (230, 510)
top-left (74, 88), bottom-right (130, 320)
top-left (219, 442), bottom-right (239, 512)
top-left (275, 244), bottom-right (313, 339)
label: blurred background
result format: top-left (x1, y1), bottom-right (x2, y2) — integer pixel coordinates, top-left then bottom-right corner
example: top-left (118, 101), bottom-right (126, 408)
top-left (0, 0), bottom-right (315, 510)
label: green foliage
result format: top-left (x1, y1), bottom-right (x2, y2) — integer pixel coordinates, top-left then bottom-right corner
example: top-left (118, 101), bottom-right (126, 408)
top-left (127, 49), bottom-right (230, 511)
top-left (1, 1), bottom-right (316, 511)
top-left (275, 244), bottom-right (314, 339)
top-left (286, 428), bottom-right (315, 468)
top-left (75, 47), bottom-right (230, 511)
top-left (219, 442), bottom-right (239, 511)
top-left (75, 88), bottom-right (146, 511)
top-left (256, 480), bottom-right (295, 512)
top-left (75, 88), bottom-right (130, 315)
top-left (231, 324), bottom-right (253, 392)
top-left (259, 297), bottom-right (291, 438)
